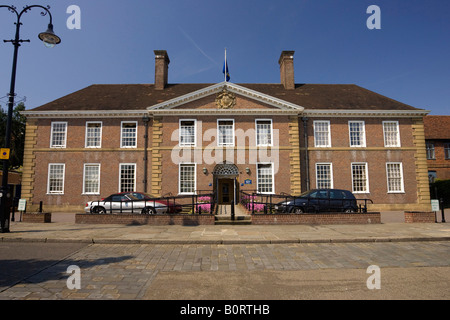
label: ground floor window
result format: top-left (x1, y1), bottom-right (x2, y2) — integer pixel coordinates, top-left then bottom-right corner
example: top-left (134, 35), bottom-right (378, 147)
top-left (351, 163), bottom-right (369, 193)
top-left (47, 163), bottom-right (65, 194)
top-left (428, 171), bottom-right (437, 183)
top-left (119, 163), bottom-right (136, 192)
top-left (83, 164), bottom-right (100, 194)
top-left (316, 163), bottom-right (333, 189)
top-left (257, 163), bottom-right (274, 194)
top-left (386, 162), bottom-right (404, 193)
top-left (179, 163), bottom-right (196, 194)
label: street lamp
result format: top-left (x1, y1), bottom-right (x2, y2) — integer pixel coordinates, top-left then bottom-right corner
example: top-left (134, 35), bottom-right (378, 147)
top-left (0, 5), bottom-right (61, 233)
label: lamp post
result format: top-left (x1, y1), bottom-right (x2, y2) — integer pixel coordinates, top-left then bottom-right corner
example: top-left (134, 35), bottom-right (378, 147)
top-left (0, 5), bottom-right (61, 233)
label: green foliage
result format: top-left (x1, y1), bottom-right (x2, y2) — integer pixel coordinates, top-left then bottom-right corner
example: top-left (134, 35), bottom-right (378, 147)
top-left (0, 102), bottom-right (26, 170)
top-left (430, 179), bottom-right (450, 208)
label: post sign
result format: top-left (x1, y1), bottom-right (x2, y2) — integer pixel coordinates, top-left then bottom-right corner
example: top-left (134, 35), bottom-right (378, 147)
top-left (0, 148), bottom-right (10, 160)
top-left (431, 199), bottom-right (440, 212)
top-left (18, 199), bottom-right (27, 211)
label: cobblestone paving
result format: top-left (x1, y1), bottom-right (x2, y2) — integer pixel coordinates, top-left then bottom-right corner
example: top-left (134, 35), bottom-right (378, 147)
top-left (1, 241), bottom-right (449, 299)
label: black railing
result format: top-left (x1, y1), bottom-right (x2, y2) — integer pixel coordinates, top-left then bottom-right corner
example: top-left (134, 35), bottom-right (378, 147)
top-left (86, 190), bottom-right (216, 215)
top-left (240, 190), bottom-right (373, 214)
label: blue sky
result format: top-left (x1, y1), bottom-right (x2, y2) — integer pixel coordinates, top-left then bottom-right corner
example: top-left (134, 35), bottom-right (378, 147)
top-left (0, 0), bottom-right (449, 114)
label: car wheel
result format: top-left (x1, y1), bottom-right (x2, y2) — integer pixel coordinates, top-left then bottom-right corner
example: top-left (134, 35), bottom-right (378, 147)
top-left (92, 207), bottom-right (106, 214)
top-left (291, 207), bottom-right (304, 214)
top-left (344, 208), bottom-right (355, 213)
top-left (142, 207), bottom-right (156, 215)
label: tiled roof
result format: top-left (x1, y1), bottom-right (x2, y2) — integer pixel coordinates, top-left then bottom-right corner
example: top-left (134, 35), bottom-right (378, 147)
top-left (30, 83), bottom-right (422, 112)
top-left (424, 115), bottom-right (450, 140)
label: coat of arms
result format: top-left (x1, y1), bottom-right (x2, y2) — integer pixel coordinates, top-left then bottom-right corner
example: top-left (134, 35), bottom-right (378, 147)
top-left (215, 89), bottom-right (236, 109)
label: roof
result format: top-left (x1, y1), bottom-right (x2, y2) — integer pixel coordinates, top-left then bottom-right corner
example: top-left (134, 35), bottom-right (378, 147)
top-left (424, 115), bottom-right (450, 140)
top-left (29, 83), bottom-right (423, 112)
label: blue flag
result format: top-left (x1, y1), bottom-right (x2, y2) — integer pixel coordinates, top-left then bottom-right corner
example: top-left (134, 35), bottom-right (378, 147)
top-left (223, 58), bottom-right (230, 82)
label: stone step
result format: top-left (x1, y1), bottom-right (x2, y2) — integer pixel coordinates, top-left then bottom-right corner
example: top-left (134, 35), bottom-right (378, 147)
top-left (215, 215), bottom-right (251, 221)
top-left (215, 214), bottom-right (252, 225)
top-left (215, 219), bottom-right (252, 225)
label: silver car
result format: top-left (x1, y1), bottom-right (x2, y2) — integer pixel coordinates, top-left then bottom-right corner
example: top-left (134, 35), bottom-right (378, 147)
top-left (85, 192), bottom-right (169, 214)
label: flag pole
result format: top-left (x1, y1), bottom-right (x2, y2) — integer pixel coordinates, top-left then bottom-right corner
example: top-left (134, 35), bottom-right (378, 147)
top-left (224, 47), bottom-right (227, 82)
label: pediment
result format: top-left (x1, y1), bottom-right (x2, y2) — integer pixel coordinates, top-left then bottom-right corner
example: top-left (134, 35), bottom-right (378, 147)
top-left (148, 82), bottom-right (303, 115)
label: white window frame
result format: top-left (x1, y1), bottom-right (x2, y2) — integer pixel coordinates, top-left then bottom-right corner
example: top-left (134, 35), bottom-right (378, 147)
top-left (83, 163), bottom-right (101, 195)
top-left (315, 163), bottom-right (334, 189)
top-left (120, 121), bottom-right (138, 148)
top-left (426, 142), bottom-right (435, 160)
top-left (382, 121), bottom-right (401, 147)
top-left (313, 120), bottom-right (331, 147)
top-left (255, 119), bottom-right (273, 147)
top-left (85, 121), bottom-right (102, 148)
top-left (178, 163), bottom-right (196, 195)
top-left (445, 142), bottom-right (450, 160)
top-left (351, 162), bottom-right (369, 194)
top-left (386, 162), bottom-right (405, 193)
top-left (256, 162), bottom-right (275, 194)
top-left (50, 121), bottom-right (67, 148)
top-left (119, 163), bottom-right (136, 192)
top-left (47, 163), bottom-right (65, 194)
top-left (179, 119), bottom-right (197, 147)
top-left (217, 119), bottom-right (235, 147)
top-left (348, 121), bottom-right (366, 147)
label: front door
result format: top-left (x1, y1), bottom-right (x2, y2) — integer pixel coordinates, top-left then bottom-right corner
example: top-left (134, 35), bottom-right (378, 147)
top-left (218, 178), bottom-right (234, 204)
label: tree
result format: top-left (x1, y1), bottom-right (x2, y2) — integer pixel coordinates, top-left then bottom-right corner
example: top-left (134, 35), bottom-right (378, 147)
top-left (0, 102), bottom-right (26, 170)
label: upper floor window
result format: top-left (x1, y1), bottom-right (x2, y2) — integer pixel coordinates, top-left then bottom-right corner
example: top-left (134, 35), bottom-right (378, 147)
top-left (313, 121), bottom-right (331, 147)
top-left (85, 122), bottom-right (102, 148)
top-left (121, 121), bottom-right (137, 148)
top-left (426, 142), bottom-right (435, 160)
top-left (383, 121), bottom-right (400, 147)
top-left (217, 119), bottom-right (234, 146)
top-left (445, 142), bottom-right (450, 160)
top-left (348, 121), bottom-right (366, 147)
top-left (50, 122), bottom-right (67, 148)
top-left (179, 119), bottom-right (196, 147)
top-left (256, 119), bottom-right (273, 146)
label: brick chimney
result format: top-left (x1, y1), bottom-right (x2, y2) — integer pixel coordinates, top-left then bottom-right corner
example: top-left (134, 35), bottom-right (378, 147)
top-left (154, 50), bottom-right (170, 90)
top-left (278, 51), bottom-right (295, 90)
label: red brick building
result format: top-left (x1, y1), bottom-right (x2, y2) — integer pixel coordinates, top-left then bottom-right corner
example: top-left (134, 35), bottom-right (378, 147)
top-left (424, 115), bottom-right (450, 181)
top-left (21, 50), bottom-right (431, 212)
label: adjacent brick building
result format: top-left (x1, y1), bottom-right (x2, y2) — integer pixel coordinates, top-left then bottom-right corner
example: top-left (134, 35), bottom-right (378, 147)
top-left (21, 50), bottom-right (431, 212)
top-left (424, 115), bottom-right (450, 181)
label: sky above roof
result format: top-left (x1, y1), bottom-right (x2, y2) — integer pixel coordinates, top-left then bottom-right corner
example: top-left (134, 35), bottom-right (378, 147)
top-left (0, 0), bottom-right (449, 115)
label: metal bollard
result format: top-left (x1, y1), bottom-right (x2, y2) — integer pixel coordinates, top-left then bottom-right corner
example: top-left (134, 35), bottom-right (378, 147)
top-left (231, 201), bottom-right (235, 221)
top-left (440, 198), bottom-right (446, 223)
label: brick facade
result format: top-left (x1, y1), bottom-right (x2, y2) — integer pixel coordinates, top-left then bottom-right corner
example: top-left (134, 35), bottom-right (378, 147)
top-left (21, 50), bottom-right (431, 213)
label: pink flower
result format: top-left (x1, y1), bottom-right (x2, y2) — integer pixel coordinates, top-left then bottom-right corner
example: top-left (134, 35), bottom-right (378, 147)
top-left (196, 203), bottom-right (211, 213)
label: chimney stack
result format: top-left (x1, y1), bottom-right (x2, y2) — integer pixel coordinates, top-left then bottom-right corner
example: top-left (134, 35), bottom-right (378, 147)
top-left (154, 50), bottom-right (170, 90)
top-left (278, 51), bottom-right (295, 90)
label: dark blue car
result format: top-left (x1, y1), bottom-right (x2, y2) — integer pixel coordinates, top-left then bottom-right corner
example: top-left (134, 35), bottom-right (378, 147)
top-left (275, 189), bottom-right (358, 213)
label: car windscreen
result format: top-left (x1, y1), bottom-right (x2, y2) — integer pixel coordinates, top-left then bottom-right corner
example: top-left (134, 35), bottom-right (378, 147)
top-left (308, 190), bottom-right (328, 199)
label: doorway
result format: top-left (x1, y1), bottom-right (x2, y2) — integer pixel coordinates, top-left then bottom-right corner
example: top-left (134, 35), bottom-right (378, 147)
top-left (218, 178), bottom-right (234, 204)
top-left (212, 163), bottom-right (240, 205)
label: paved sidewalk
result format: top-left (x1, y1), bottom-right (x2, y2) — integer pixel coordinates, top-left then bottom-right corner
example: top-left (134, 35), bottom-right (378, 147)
top-left (1, 214), bottom-right (449, 244)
